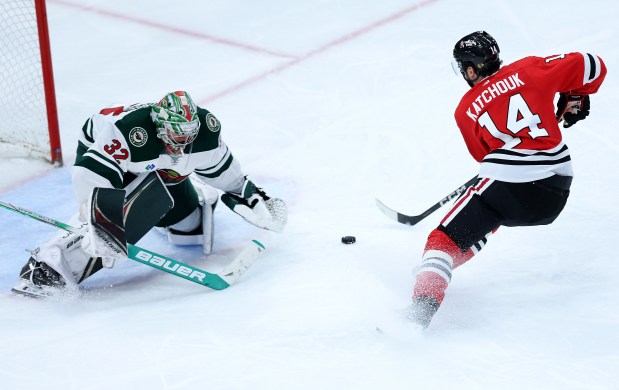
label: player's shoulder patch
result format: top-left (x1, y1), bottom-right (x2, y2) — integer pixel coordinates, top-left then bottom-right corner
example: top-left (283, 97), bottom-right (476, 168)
top-left (197, 107), bottom-right (221, 133)
top-left (128, 127), bottom-right (148, 147)
top-left (193, 107), bottom-right (221, 152)
top-left (205, 112), bottom-right (221, 132)
top-left (114, 106), bottom-right (161, 162)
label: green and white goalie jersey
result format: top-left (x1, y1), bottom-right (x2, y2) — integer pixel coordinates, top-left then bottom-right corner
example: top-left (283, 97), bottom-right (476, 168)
top-left (73, 103), bottom-right (245, 205)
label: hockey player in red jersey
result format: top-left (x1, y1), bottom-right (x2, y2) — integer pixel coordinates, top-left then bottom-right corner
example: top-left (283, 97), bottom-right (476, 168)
top-left (409, 31), bottom-right (607, 327)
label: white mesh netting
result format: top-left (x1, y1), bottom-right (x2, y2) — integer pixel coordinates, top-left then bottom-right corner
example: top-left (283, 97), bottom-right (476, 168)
top-left (0, 0), bottom-right (53, 160)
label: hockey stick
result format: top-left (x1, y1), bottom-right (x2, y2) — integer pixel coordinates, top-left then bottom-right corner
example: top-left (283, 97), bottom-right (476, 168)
top-left (0, 199), bottom-right (264, 290)
top-left (375, 175), bottom-right (478, 226)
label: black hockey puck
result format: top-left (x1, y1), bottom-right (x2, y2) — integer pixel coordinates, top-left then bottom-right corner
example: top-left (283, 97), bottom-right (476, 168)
top-left (341, 236), bottom-right (356, 244)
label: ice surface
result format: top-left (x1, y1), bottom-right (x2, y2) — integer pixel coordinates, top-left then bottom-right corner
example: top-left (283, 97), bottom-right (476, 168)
top-left (0, 0), bottom-right (617, 389)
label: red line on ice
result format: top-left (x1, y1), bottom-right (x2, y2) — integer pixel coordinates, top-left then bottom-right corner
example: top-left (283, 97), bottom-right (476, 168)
top-left (200, 0), bottom-right (439, 103)
top-left (49, 0), bottom-right (298, 60)
top-left (48, 0), bottom-right (439, 103)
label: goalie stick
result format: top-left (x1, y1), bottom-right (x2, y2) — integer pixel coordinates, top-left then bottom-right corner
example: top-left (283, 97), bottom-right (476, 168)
top-left (0, 199), bottom-right (264, 290)
top-left (376, 176), bottom-right (478, 226)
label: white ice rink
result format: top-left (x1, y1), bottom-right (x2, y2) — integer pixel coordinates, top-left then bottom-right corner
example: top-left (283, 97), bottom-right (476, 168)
top-left (1, 1), bottom-right (618, 389)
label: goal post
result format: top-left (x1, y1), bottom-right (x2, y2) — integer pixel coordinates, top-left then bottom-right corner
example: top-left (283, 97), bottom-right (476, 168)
top-left (36, 0), bottom-right (62, 165)
top-left (0, 0), bottom-right (63, 165)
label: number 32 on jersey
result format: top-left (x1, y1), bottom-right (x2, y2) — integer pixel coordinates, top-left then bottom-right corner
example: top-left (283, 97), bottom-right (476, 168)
top-left (103, 139), bottom-right (129, 163)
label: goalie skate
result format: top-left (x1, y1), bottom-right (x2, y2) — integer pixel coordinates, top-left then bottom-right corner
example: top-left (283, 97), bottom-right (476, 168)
top-left (11, 254), bottom-right (66, 299)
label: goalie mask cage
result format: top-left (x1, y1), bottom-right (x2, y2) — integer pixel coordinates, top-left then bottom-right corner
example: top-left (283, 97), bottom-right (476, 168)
top-left (0, 0), bottom-right (62, 165)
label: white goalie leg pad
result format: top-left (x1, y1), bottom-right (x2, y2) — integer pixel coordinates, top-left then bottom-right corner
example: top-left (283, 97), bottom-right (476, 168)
top-left (164, 175), bottom-right (218, 254)
top-left (189, 174), bottom-right (218, 254)
top-left (166, 200), bottom-right (216, 255)
top-left (202, 199), bottom-right (215, 254)
top-left (167, 207), bottom-right (203, 246)
top-left (191, 175), bottom-right (218, 254)
top-left (81, 225), bottom-right (124, 263)
top-left (190, 174), bottom-right (219, 205)
top-left (35, 217), bottom-right (94, 287)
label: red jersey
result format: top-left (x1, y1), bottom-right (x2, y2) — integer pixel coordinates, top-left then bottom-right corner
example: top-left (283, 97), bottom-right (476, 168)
top-left (454, 52), bottom-right (606, 182)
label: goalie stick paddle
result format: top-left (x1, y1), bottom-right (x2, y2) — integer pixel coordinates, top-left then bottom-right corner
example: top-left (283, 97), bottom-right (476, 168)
top-left (0, 199), bottom-right (264, 290)
top-left (376, 175), bottom-right (479, 226)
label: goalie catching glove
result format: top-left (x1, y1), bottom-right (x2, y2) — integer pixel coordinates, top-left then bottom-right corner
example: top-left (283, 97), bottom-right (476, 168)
top-left (221, 178), bottom-right (287, 233)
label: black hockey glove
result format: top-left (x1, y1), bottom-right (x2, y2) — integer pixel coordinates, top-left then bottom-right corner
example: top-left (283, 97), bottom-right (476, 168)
top-left (555, 93), bottom-right (590, 128)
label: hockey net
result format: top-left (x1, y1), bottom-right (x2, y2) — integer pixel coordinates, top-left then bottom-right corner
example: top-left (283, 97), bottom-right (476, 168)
top-left (0, 0), bottom-right (62, 165)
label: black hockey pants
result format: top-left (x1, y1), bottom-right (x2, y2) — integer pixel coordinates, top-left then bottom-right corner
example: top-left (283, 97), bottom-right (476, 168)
top-left (440, 175), bottom-right (572, 252)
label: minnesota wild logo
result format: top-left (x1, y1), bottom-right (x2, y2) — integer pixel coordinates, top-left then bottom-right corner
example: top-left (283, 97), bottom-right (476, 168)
top-left (129, 127), bottom-right (148, 147)
top-left (205, 113), bottom-right (221, 132)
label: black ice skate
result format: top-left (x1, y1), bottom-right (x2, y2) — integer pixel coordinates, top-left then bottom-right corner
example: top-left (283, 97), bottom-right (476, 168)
top-left (408, 296), bottom-right (440, 328)
top-left (12, 251), bottom-right (66, 298)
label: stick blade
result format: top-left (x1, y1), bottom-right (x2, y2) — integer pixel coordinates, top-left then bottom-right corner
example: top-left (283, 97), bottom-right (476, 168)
top-left (375, 198), bottom-right (421, 226)
top-left (375, 198), bottom-right (399, 221)
top-left (218, 240), bottom-right (266, 286)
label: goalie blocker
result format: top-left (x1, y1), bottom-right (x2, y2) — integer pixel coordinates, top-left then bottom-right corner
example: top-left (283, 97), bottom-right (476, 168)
top-left (81, 171), bottom-right (175, 262)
